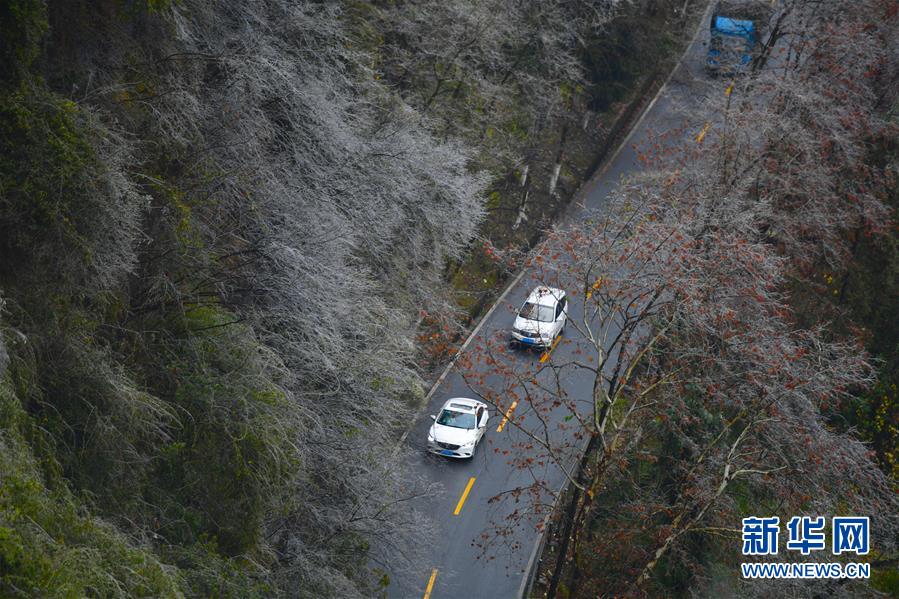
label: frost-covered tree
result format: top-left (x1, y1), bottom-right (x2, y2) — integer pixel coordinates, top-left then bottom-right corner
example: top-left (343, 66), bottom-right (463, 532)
top-left (3, 0), bottom-right (490, 595)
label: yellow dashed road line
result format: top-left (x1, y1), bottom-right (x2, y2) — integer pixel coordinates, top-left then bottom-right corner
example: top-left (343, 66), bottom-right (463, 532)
top-left (696, 82), bottom-right (735, 144)
top-left (695, 121), bottom-right (711, 143)
top-left (422, 569), bottom-right (438, 599)
top-left (539, 335), bottom-right (562, 363)
top-left (453, 477), bottom-right (476, 516)
top-left (586, 277), bottom-right (603, 299)
top-left (496, 401), bottom-right (518, 432)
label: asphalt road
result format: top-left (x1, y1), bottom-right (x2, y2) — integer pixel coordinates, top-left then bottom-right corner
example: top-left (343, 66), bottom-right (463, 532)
top-left (387, 6), bottom-right (725, 598)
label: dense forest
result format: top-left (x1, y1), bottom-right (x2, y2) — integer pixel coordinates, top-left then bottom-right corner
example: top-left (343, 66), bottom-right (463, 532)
top-left (0, 0), bottom-right (691, 596)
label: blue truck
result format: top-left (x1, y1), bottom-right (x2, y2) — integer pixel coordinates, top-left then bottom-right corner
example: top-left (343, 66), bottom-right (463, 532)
top-left (706, 1), bottom-right (769, 75)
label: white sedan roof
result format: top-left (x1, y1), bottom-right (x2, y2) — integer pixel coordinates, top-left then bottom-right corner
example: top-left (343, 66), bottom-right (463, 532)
top-left (443, 397), bottom-right (482, 413)
top-left (526, 286), bottom-right (566, 307)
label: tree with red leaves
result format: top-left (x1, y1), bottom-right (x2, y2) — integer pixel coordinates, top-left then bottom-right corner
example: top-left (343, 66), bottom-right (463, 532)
top-left (457, 0), bottom-right (899, 595)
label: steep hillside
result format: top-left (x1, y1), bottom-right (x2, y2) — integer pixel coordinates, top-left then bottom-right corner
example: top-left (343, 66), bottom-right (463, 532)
top-left (1, 0), bottom-right (484, 596)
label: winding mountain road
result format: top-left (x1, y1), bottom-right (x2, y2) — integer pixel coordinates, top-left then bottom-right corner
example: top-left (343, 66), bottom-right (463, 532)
top-left (387, 6), bottom-right (728, 597)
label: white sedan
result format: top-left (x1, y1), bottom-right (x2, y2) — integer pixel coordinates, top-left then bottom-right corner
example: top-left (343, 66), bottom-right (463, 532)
top-left (511, 286), bottom-right (568, 349)
top-left (427, 398), bottom-right (490, 459)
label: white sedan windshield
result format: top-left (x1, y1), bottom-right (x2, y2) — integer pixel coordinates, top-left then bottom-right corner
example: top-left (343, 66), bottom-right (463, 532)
top-left (436, 409), bottom-right (476, 429)
top-left (519, 301), bottom-right (555, 323)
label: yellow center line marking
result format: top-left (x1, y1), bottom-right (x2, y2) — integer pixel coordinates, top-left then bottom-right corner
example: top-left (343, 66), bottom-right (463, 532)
top-left (539, 335), bottom-right (562, 363)
top-left (695, 122), bottom-right (711, 143)
top-left (585, 277), bottom-right (603, 299)
top-left (453, 477), bottom-right (476, 515)
top-left (423, 568), bottom-right (438, 599)
top-left (496, 401), bottom-right (518, 432)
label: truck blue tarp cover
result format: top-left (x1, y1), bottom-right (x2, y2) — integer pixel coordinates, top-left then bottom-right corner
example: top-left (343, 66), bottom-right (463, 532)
top-left (708, 15), bottom-right (757, 70)
top-left (713, 16), bottom-right (756, 38)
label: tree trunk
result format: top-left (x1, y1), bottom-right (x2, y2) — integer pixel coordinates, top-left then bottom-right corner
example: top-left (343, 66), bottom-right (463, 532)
top-left (548, 125), bottom-right (568, 197)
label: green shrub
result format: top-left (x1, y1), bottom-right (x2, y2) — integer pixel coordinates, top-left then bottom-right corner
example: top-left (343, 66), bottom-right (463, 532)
top-left (0, 376), bottom-right (183, 598)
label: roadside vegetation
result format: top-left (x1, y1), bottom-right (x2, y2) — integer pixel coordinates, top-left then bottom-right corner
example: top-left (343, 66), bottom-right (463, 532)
top-left (455, 0), bottom-right (899, 596)
top-left (0, 0), bottom-right (695, 596)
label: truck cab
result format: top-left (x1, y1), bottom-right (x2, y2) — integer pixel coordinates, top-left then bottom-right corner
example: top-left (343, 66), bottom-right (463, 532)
top-left (706, 1), bottom-right (768, 75)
